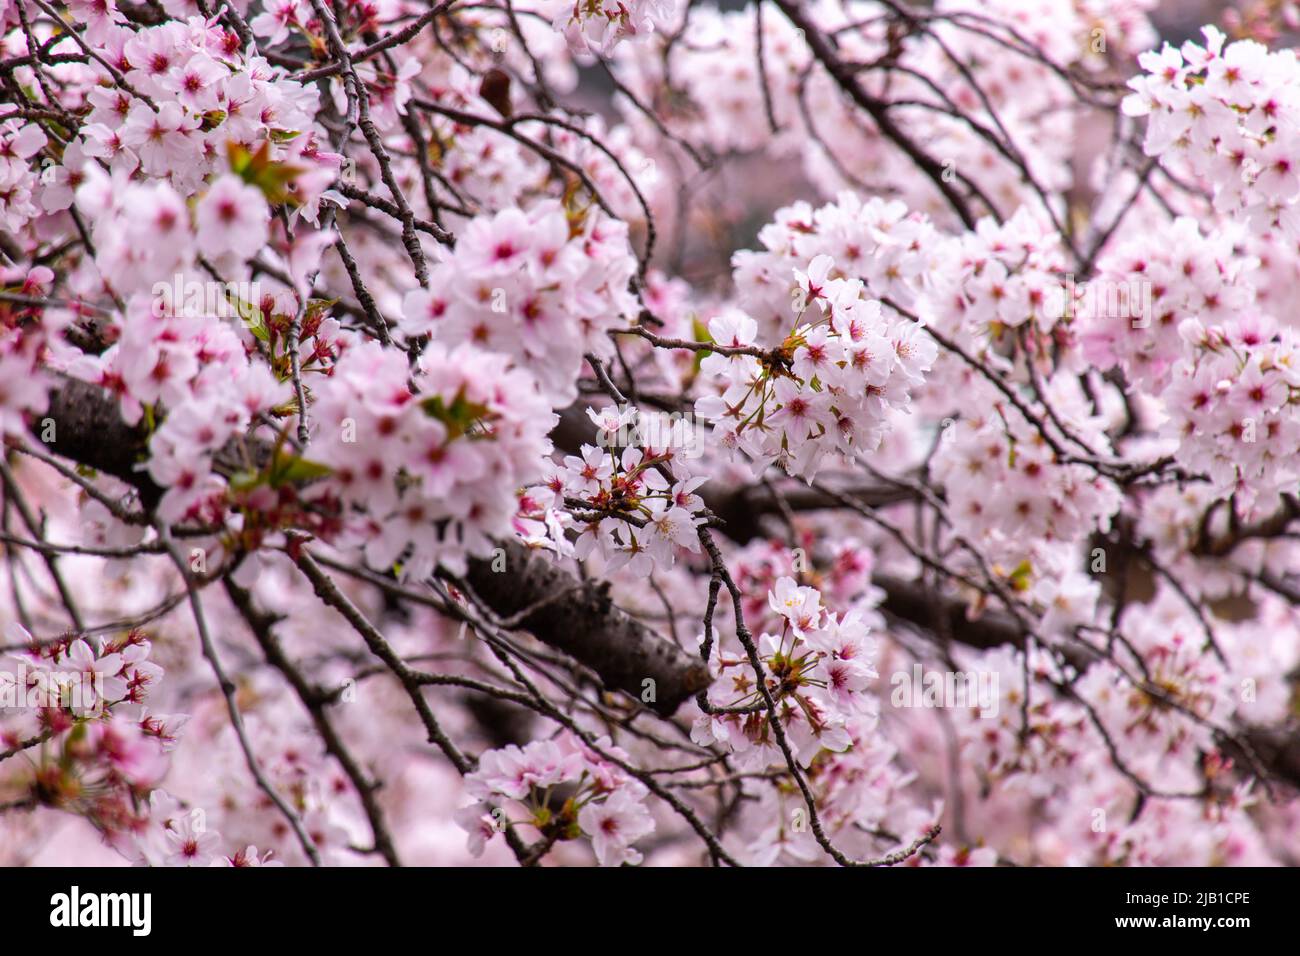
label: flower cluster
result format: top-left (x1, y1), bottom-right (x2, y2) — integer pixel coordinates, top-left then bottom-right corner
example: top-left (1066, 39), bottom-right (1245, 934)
top-left (1161, 314), bottom-right (1300, 510)
top-left (916, 604), bottom-right (1279, 866)
top-left (0, 119), bottom-right (48, 233)
top-left (400, 200), bottom-right (639, 407)
top-left (1079, 217), bottom-right (1256, 392)
top-left (65, 272), bottom-right (295, 523)
top-left (1073, 592), bottom-right (1232, 788)
top-left (458, 732), bottom-right (655, 866)
top-left (1123, 24), bottom-right (1300, 238)
top-left (531, 404), bottom-right (708, 574)
top-left (0, 265), bottom-right (57, 437)
top-left (728, 535), bottom-right (882, 631)
top-left (0, 623), bottom-right (190, 845)
top-left (692, 577), bottom-right (879, 770)
top-left (927, 207), bottom-right (1072, 346)
top-left (935, 644), bottom-right (1087, 784)
top-left (697, 201), bottom-right (938, 480)
top-left (308, 338), bottom-right (556, 578)
top-left (164, 684), bottom-right (364, 866)
top-left (732, 193), bottom-right (941, 342)
top-left (123, 789), bottom-right (284, 867)
top-left (550, 0), bottom-right (675, 57)
top-left (702, 308), bottom-right (933, 480)
top-left (929, 386), bottom-right (1122, 568)
top-left (1, 624), bottom-right (164, 718)
top-left (54, 14), bottom-right (333, 204)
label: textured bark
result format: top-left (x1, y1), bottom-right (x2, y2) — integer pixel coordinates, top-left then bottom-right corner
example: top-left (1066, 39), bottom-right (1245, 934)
top-left (31, 381), bottom-right (1300, 769)
top-left (873, 572), bottom-right (1026, 652)
top-left (465, 538), bottom-right (709, 716)
top-left (30, 379), bottom-right (710, 716)
top-left (39, 377), bottom-right (162, 506)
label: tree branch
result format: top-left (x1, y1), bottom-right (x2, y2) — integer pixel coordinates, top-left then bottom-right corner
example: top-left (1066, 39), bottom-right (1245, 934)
top-left (461, 539), bottom-right (710, 717)
top-left (29, 378), bottom-right (710, 718)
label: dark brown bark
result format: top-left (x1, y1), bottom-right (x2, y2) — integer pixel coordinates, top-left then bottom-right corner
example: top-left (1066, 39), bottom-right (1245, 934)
top-left (29, 380), bottom-right (1300, 776)
top-left (464, 538), bottom-right (710, 716)
top-left (29, 379), bottom-right (710, 716)
top-left (38, 377), bottom-right (162, 506)
top-left (874, 572), bottom-right (1025, 651)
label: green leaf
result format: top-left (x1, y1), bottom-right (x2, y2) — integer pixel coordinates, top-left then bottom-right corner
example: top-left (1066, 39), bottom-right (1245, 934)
top-left (277, 455), bottom-right (333, 484)
top-left (229, 470), bottom-right (264, 493)
top-left (1008, 559), bottom-right (1033, 592)
top-left (691, 314), bottom-right (712, 345)
top-left (245, 306), bottom-right (271, 343)
top-left (200, 110), bottom-right (227, 131)
top-left (690, 314), bottom-right (712, 373)
top-left (421, 389), bottom-right (491, 440)
top-left (226, 140), bottom-right (307, 206)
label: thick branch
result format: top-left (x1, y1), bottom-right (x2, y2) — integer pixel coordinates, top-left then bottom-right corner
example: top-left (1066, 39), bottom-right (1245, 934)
top-left (37, 377), bottom-right (161, 505)
top-left (874, 572), bottom-right (1023, 651)
top-left (30, 379), bottom-right (709, 717)
top-left (463, 539), bottom-right (710, 717)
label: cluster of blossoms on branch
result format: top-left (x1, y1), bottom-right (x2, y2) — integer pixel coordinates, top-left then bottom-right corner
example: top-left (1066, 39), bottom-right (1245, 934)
top-left (696, 194), bottom-right (939, 479)
top-left (528, 403), bottom-right (708, 574)
top-left (693, 576), bottom-right (879, 769)
top-left (0, 622), bottom-right (275, 865)
top-left (1079, 216), bottom-right (1255, 392)
top-left (1124, 24), bottom-right (1300, 237)
top-left (399, 200), bottom-right (639, 407)
top-left (309, 338), bottom-right (555, 579)
top-left (1161, 313), bottom-right (1300, 508)
top-left (458, 731), bottom-right (655, 866)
